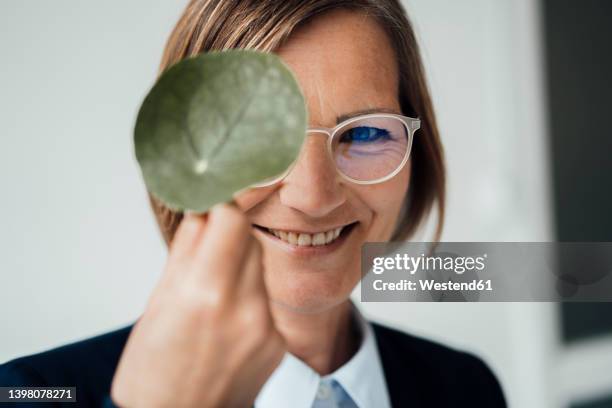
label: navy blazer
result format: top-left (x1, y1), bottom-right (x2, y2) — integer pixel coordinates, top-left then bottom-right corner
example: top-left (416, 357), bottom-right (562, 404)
top-left (0, 322), bottom-right (506, 407)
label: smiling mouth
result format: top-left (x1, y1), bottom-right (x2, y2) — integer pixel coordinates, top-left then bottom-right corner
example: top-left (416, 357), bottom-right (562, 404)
top-left (253, 222), bottom-right (359, 247)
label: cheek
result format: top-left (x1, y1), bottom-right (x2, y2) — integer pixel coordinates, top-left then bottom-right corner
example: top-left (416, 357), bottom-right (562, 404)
top-left (360, 162), bottom-right (411, 240)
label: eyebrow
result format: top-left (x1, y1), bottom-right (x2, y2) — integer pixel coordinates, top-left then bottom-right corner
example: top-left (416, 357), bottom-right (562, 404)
top-left (336, 107), bottom-right (402, 123)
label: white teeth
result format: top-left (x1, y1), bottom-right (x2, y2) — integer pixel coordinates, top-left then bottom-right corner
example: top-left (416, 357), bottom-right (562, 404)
top-left (267, 225), bottom-right (349, 246)
top-left (288, 232), bottom-right (298, 245)
top-left (297, 233), bottom-right (311, 246)
top-left (312, 232), bottom-right (326, 246)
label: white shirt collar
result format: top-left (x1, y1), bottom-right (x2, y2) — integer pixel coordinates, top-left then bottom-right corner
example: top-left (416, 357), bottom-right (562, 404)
top-left (254, 302), bottom-right (391, 408)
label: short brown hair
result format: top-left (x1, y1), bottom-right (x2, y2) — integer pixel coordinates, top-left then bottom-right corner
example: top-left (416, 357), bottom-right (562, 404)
top-left (146, 0), bottom-right (445, 245)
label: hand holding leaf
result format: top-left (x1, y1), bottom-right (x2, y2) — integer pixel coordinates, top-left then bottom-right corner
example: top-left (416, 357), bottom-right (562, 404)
top-left (112, 51), bottom-right (306, 407)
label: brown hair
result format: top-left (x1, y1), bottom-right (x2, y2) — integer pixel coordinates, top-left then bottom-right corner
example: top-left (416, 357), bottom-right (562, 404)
top-left (147, 0), bottom-right (445, 245)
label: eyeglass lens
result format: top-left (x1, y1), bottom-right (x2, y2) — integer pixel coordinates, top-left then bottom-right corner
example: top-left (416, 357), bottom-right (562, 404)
top-left (331, 116), bottom-right (409, 182)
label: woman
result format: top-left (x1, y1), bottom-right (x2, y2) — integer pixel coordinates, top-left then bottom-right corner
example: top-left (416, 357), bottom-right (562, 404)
top-left (0, 0), bottom-right (506, 407)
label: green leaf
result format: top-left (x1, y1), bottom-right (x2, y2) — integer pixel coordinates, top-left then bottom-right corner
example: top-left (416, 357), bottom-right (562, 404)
top-left (134, 50), bottom-right (307, 213)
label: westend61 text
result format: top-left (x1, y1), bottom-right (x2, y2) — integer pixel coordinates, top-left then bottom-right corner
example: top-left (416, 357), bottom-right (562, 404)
top-left (373, 279), bottom-right (493, 291)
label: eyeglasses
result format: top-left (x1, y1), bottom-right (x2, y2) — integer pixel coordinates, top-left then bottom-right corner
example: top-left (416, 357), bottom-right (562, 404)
top-left (252, 113), bottom-right (420, 187)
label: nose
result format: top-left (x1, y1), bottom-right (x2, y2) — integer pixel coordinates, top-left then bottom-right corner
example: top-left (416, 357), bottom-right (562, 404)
top-left (278, 132), bottom-right (347, 218)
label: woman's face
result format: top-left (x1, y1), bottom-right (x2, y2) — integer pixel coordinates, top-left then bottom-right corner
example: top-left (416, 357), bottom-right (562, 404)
top-left (235, 9), bottom-right (410, 313)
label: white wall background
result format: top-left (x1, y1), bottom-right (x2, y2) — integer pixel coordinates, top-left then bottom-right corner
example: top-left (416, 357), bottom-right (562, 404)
top-left (0, 1), bottom-right (588, 407)
top-left (0, 0), bottom-right (182, 362)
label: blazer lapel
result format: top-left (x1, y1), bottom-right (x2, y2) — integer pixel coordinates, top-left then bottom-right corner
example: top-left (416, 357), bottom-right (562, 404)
top-left (373, 323), bottom-right (427, 408)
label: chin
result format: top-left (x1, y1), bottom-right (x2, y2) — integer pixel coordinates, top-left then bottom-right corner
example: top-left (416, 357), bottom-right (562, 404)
top-left (264, 268), bottom-right (358, 314)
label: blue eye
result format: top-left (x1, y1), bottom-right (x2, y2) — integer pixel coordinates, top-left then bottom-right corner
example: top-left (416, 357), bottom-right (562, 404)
top-left (339, 126), bottom-right (391, 143)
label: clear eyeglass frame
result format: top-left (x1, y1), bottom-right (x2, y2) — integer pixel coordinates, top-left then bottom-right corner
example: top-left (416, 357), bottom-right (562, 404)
top-left (251, 112), bottom-right (421, 188)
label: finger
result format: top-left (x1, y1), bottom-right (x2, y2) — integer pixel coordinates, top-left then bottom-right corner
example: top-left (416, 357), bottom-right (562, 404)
top-left (192, 202), bottom-right (252, 281)
top-left (168, 212), bottom-right (208, 261)
top-left (236, 235), bottom-right (266, 297)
